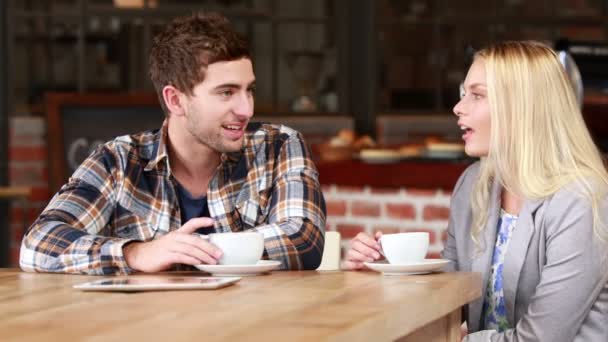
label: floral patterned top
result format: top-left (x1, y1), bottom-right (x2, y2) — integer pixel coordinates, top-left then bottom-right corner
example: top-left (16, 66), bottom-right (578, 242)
top-left (482, 209), bottom-right (518, 332)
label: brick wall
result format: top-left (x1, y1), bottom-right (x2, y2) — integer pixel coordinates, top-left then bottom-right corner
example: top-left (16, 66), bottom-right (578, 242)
top-left (6, 117), bottom-right (453, 266)
top-left (8, 117), bottom-right (50, 265)
top-left (323, 185), bottom-right (451, 259)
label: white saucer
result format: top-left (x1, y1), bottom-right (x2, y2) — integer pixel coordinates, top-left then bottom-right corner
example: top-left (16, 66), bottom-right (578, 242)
top-left (194, 260), bottom-right (281, 276)
top-left (364, 259), bottom-right (450, 276)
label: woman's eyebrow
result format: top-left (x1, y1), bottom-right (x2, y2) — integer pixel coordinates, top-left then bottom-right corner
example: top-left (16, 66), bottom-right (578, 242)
top-left (468, 83), bottom-right (487, 90)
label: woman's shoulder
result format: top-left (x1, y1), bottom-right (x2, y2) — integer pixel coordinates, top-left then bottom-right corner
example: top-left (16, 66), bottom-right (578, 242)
top-left (446, 161), bottom-right (483, 217)
top-left (546, 178), bottom-right (607, 209)
top-left (452, 161), bottom-right (481, 196)
top-left (461, 161), bottom-right (481, 179)
top-left (541, 178), bottom-right (608, 233)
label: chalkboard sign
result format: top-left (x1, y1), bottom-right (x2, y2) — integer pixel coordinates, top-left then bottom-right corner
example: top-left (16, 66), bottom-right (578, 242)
top-left (46, 93), bottom-right (163, 192)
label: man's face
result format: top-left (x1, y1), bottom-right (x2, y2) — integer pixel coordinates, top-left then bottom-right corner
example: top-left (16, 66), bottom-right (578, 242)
top-left (182, 58), bottom-right (255, 153)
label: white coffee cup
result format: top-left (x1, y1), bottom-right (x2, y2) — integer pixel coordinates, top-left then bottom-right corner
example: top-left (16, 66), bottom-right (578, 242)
top-left (379, 232), bottom-right (429, 264)
top-left (199, 232), bottom-right (264, 265)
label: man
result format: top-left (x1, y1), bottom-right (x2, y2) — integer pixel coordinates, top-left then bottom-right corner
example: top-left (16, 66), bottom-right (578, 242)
top-left (19, 12), bottom-right (326, 275)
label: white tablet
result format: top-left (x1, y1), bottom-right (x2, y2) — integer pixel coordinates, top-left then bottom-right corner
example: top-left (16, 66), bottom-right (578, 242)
top-left (73, 276), bottom-right (241, 292)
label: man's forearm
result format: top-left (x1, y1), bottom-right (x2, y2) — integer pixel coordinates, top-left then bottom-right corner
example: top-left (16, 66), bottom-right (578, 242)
top-left (20, 220), bottom-right (134, 275)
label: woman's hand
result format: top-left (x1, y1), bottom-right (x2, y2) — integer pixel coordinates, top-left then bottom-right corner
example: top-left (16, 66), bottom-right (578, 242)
top-left (341, 231), bottom-right (383, 270)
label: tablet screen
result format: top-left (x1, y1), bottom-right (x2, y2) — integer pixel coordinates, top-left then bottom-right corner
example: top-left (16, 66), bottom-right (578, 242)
top-left (97, 278), bottom-right (225, 286)
top-left (74, 276), bottom-right (241, 291)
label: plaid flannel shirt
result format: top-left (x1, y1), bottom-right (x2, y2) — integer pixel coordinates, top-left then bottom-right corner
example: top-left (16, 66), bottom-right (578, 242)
top-left (20, 122), bottom-right (326, 275)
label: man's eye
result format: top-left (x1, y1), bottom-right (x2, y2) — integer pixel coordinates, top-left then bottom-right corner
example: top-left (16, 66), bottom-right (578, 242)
top-left (473, 93), bottom-right (483, 100)
top-left (247, 86), bottom-right (256, 95)
top-left (220, 90), bottom-right (234, 98)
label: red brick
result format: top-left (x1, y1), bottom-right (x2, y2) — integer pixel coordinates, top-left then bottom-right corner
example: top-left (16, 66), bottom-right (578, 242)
top-left (9, 164), bottom-right (48, 185)
top-left (326, 200), bottom-right (346, 216)
top-left (423, 205), bottom-right (450, 221)
top-left (9, 146), bottom-right (47, 162)
top-left (336, 224), bottom-right (365, 239)
top-left (10, 117), bottom-right (45, 137)
top-left (351, 201), bottom-right (380, 217)
top-left (10, 246), bottom-right (20, 267)
top-left (10, 207), bottom-right (41, 226)
top-left (372, 226), bottom-right (402, 235)
top-left (321, 185), bottom-right (333, 194)
top-left (386, 203), bottom-right (416, 219)
top-left (370, 188), bottom-right (401, 195)
top-left (27, 201), bottom-right (48, 209)
top-left (13, 226), bottom-right (25, 246)
top-left (10, 221), bottom-right (21, 236)
top-left (10, 220), bottom-right (28, 245)
top-left (28, 186), bottom-right (51, 202)
top-left (10, 136), bottom-right (45, 146)
top-left (406, 189), bottom-right (437, 197)
top-left (403, 228), bottom-right (437, 244)
top-left (335, 185), bottom-right (365, 193)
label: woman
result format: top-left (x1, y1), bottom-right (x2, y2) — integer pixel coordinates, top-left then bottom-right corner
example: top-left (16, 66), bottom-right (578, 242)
top-left (343, 41), bottom-right (608, 341)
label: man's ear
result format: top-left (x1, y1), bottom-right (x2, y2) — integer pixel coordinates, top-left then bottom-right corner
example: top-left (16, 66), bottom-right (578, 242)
top-left (162, 85), bottom-right (187, 116)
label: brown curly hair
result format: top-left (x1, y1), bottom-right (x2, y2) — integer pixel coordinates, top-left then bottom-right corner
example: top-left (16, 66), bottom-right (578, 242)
top-left (149, 12), bottom-right (250, 114)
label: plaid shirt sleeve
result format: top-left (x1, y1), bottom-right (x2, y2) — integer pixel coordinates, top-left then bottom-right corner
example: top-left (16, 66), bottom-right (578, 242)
top-left (251, 131), bottom-right (326, 270)
top-left (19, 145), bottom-right (134, 275)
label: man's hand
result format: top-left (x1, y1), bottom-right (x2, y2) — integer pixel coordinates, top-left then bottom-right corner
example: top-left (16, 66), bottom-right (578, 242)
top-left (341, 231), bottom-right (383, 270)
top-left (123, 217), bottom-right (222, 273)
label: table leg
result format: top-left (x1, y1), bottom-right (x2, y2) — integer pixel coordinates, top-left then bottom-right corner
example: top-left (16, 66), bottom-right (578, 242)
top-left (398, 308), bottom-right (461, 342)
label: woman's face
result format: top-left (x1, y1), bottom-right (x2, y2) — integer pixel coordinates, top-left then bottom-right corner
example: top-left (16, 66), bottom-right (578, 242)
top-left (453, 58), bottom-right (491, 158)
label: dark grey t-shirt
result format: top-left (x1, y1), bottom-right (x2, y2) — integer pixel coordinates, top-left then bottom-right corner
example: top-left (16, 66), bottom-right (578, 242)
top-left (175, 182), bottom-right (211, 235)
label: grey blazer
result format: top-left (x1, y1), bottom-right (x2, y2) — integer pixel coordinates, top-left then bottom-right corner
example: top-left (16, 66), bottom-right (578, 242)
top-left (441, 162), bottom-right (608, 342)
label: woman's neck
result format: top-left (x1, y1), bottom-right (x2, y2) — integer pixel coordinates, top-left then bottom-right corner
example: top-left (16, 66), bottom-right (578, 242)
top-left (501, 188), bottom-right (523, 215)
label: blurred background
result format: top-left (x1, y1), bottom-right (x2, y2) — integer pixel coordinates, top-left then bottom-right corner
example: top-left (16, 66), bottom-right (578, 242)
top-left (1, 0), bottom-right (608, 267)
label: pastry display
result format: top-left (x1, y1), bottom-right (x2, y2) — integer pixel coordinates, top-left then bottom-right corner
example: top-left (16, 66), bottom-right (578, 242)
top-left (320, 129), bottom-right (376, 161)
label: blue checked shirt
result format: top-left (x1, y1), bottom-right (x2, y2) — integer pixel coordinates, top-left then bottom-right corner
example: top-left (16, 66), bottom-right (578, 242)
top-left (20, 122), bottom-right (326, 275)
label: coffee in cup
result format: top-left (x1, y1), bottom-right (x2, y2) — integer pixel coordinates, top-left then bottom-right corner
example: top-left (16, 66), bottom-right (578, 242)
top-left (379, 232), bottom-right (429, 264)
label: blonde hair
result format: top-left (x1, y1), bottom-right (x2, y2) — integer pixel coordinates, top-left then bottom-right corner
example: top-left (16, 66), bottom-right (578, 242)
top-left (470, 40), bottom-right (608, 247)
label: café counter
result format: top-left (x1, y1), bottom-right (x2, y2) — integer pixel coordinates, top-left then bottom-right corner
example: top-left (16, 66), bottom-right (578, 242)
top-left (317, 159), bottom-right (473, 190)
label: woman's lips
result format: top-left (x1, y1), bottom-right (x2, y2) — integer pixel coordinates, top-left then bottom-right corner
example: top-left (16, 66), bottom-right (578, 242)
top-left (462, 128), bottom-right (474, 142)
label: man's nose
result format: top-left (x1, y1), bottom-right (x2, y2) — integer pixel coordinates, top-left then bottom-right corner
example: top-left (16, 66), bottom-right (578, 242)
top-left (234, 92), bottom-right (254, 118)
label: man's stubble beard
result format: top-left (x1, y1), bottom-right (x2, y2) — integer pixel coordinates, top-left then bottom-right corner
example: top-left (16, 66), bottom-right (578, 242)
top-left (185, 107), bottom-right (242, 154)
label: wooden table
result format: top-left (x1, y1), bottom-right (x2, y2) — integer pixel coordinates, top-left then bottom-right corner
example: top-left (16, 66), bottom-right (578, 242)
top-left (0, 269), bottom-right (480, 341)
